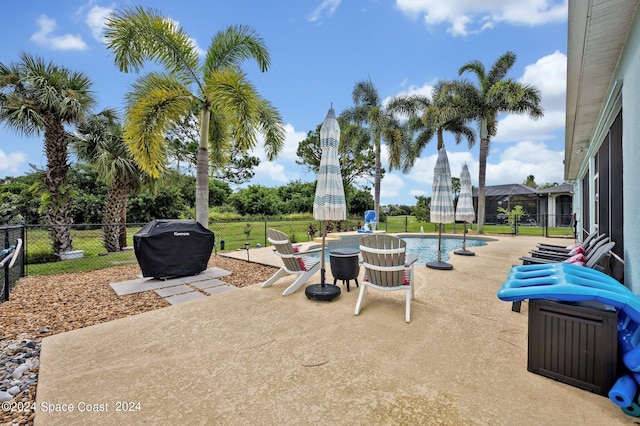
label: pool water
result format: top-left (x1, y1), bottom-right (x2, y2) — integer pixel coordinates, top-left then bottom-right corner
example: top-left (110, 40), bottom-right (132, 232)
top-left (316, 236), bottom-right (487, 263)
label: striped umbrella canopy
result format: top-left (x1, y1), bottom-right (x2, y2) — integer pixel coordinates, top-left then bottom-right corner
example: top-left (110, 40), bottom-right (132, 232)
top-left (307, 107), bottom-right (346, 296)
top-left (455, 164), bottom-right (475, 223)
top-left (313, 107), bottom-right (346, 221)
top-left (427, 148), bottom-right (454, 270)
top-left (430, 148), bottom-right (454, 224)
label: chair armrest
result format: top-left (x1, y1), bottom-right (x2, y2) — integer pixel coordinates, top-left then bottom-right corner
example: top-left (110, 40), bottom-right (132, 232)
top-left (405, 253), bottom-right (418, 266)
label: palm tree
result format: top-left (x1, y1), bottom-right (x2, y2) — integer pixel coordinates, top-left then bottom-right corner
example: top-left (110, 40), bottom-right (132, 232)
top-left (387, 80), bottom-right (475, 172)
top-left (0, 52), bottom-right (95, 254)
top-left (104, 6), bottom-right (285, 227)
top-left (452, 51), bottom-right (543, 233)
top-left (523, 174), bottom-right (537, 188)
top-left (340, 79), bottom-right (405, 220)
top-left (71, 109), bottom-right (143, 252)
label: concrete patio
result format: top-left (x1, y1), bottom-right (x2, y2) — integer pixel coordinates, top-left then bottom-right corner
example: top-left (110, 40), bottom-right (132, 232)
top-left (34, 235), bottom-right (633, 425)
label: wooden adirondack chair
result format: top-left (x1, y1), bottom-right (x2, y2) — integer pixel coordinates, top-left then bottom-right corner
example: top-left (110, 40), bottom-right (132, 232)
top-left (261, 229), bottom-right (322, 296)
top-left (356, 234), bottom-right (418, 323)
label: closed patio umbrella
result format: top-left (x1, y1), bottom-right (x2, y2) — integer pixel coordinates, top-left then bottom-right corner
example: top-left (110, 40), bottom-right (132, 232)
top-left (305, 107), bottom-right (346, 301)
top-left (427, 148), bottom-right (454, 270)
top-left (454, 164), bottom-right (476, 256)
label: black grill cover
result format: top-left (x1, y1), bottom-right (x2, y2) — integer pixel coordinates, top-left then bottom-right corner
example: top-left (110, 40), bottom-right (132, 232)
top-left (134, 219), bottom-right (214, 278)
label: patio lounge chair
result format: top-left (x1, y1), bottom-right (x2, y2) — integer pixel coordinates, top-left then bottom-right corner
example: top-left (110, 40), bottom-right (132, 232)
top-left (522, 237), bottom-right (611, 267)
top-left (535, 230), bottom-right (600, 253)
top-left (532, 232), bottom-right (606, 257)
top-left (355, 234), bottom-right (418, 323)
top-left (261, 229), bottom-right (322, 296)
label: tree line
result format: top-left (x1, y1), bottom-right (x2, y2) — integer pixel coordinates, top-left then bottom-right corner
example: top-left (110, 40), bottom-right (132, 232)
top-left (0, 168), bottom-right (376, 225)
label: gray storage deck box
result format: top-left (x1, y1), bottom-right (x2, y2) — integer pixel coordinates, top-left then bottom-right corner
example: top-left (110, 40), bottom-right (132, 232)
top-left (527, 299), bottom-right (619, 396)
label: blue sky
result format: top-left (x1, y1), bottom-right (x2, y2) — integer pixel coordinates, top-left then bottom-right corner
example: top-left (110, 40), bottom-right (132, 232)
top-left (0, 0), bottom-right (568, 206)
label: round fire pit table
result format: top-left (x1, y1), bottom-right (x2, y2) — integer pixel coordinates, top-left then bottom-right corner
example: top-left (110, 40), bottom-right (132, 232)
top-left (329, 248), bottom-right (360, 292)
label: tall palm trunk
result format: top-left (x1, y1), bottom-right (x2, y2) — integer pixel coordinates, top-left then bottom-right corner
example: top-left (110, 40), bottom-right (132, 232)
top-left (43, 115), bottom-right (74, 254)
top-left (373, 134), bottom-right (381, 221)
top-left (476, 137), bottom-right (489, 234)
top-left (436, 128), bottom-right (445, 150)
top-left (103, 177), bottom-right (130, 252)
top-left (119, 199), bottom-right (128, 250)
top-left (195, 106), bottom-right (210, 227)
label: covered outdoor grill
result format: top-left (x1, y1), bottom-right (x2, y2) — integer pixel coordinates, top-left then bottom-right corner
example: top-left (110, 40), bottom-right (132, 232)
top-left (134, 219), bottom-right (214, 279)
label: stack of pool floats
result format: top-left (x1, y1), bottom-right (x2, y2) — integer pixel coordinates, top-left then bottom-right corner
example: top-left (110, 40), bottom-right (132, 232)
top-left (497, 262), bottom-right (640, 417)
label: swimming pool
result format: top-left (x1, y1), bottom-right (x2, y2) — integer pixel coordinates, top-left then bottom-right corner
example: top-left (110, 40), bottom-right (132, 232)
top-left (312, 235), bottom-right (488, 264)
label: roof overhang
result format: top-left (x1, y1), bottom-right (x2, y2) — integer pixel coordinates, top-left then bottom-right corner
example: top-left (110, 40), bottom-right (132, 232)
top-left (565, 0), bottom-right (639, 180)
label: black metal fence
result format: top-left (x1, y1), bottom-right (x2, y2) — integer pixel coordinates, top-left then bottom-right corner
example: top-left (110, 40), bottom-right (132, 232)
top-left (481, 213), bottom-right (576, 238)
top-left (0, 225), bottom-right (25, 302)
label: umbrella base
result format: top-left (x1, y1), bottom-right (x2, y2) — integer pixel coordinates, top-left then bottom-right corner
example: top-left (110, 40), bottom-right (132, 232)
top-left (454, 249), bottom-right (475, 256)
top-left (426, 260), bottom-right (453, 270)
top-left (305, 283), bottom-right (341, 301)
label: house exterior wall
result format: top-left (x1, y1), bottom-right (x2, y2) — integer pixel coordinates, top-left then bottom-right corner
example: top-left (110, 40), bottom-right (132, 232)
top-left (619, 12), bottom-right (640, 293)
top-left (575, 9), bottom-right (640, 292)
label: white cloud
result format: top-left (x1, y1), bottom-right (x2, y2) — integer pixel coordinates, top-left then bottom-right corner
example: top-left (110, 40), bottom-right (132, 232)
top-left (251, 123), bottom-right (305, 163)
top-left (188, 37), bottom-right (206, 57)
top-left (252, 161), bottom-right (293, 184)
top-left (84, 4), bottom-right (112, 42)
top-left (30, 15), bottom-right (88, 50)
top-left (395, 0), bottom-right (567, 36)
top-left (247, 123), bottom-right (307, 184)
top-left (405, 154), bottom-right (437, 187)
top-left (0, 150), bottom-right (27, 174)
top-left (308, 0), bottom-right (342, 23)
top-left (494, 110), bottom-right (564, 142)
top-left (520, 50), bottom-right (567, 111)
top-left (383, 81), bottom-right (434, 107)
top-left (494, 51), bottom-right (566, 143)
top-left (487, 141), bottom-right (564, 185)
top-left (408, 188), bottom-right (427, 198)
top-left (280, 124), bottom-right (307, 162)
top-left (380, 173), bottom-right (406, 198)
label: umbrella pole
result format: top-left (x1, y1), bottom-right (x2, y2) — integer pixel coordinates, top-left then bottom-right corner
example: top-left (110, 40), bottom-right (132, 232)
top-left (305, 219), bottom-right (341, 300)
top-left (454, 221), bottom-right (475, 257)
top-left (463, 223), bottom-right (467, 250)
top-left (427, 223), bottom-right (453, 269)
top-left (438, 223), bottom-right (443, 262)
top-left (320, 220), bottom-right (326, 287)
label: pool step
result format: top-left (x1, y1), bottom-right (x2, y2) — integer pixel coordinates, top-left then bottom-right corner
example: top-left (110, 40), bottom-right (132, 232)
top-left (313, 231), bottom-right (385, 245)
top-left (312, 235), bottom-right (342, 244)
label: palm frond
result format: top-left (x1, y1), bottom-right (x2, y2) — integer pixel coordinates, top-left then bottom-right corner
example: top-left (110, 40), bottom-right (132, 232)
top-left (124, 73), bottom-right (193, 177)
top-left (256, 96), bottom-right (285, 161)
top-left (204, 25), bottom-right (270, 76)
top-left (458, 59), bottom-right (485, 80)
top-left (208, 111), bottom-right (231, 166)
top-left (487, 51), bottom-right (516, 86)
top-left (0, 52), bottom-right (94, 135)
top-left (104, 6), bottom-right (200, 85)
top-left (352, 79), bottom-right (380, 107)
top-left (205, 67), bottom-right (260, 152)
